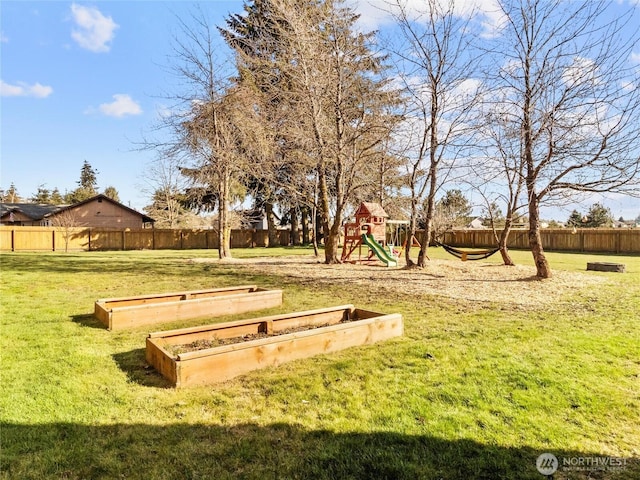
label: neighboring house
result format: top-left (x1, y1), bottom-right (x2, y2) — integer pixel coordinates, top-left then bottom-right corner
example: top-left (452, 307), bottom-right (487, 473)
top-left (613, 219), bottom-right (636, 228)
top-left (0, 203), bottom-right (60, 226)
top-left (241, 208), bottom-right (269, 230)
top-left (0, 194), bottom-right (154, 229)
top-left (467, 218), bottom-right (485, 229)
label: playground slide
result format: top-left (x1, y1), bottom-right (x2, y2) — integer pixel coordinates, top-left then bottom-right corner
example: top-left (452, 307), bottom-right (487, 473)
top-left (361, 234), bottom-right (398, 267)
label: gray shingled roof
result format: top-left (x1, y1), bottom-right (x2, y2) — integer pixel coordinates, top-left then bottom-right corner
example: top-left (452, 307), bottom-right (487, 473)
top-left (1, 194), bottom-right (154, 223)
top-left (0, 203), bottom-right (64, 220)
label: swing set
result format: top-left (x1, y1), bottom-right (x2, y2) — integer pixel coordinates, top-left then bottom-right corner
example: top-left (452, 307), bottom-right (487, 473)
top-left (341, 202), bottom-right (502, 264)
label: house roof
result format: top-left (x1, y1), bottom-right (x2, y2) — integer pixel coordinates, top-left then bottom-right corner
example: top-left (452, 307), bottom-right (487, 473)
top-left (0, 202), bottom-right (64, 220)
top-left (52, 194), bottom-right (155, 224)
top-left (1, 194), bottom-right (155, 224)
top-left (357, 202), bottom-right (388, 218)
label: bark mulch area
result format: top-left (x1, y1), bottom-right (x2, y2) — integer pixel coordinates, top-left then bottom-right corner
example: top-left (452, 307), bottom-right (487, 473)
top-left (189, 255), bottom-right (605, 308)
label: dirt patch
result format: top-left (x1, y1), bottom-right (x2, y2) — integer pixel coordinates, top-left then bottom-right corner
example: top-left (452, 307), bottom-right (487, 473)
top-left (168, 322), bottom-right (341, 355)
top-left (189, 255), bottom-right (606, 307)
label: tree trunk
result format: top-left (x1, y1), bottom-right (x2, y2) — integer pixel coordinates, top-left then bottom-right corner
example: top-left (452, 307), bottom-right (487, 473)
top-left (417, 219), bottom-right (431, 267)
top-left (217, 207), bottom-right (226, 259)
top-left (405, 196), bottom-right (418, 267)
top-left (417, 192), bottom-right (436, 267)
top-left (290, 207), bottom-right (300, 246)
top-left (315, 212), bottom-right (323, 246)
top-left (265, 202), bottom-right (278, 247)
top-left (528, 198), bottom-right (551, 278)
top-left (218, 172), bottom-right (232, 259)
top-left (324, 221), bottom-right (341, 264)
top-left (417, 159), bottom-right (438, 267)
top-left (317, 167), bottom-right (341, 264)
top-left (301, 207), bottom-right (310, 245)
top-left (498, 220), bottom-right (515, 266)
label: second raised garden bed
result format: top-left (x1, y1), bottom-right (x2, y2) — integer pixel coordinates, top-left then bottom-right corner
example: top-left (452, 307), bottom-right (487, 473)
top-left (146, 304), bottom-right (403, 387)
top-left (94, 285), bottom-right (283, 330)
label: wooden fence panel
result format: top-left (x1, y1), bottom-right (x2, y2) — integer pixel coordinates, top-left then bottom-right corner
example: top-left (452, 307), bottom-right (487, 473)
top-left (14, 227), bottom-right (54, 251)
top-left (251, 230), bottom-right (268, 247)
top-left (583, 230), bottom-right (615, 253)
top-left (541, 230), bottom-right (578, 251)
top-left (181, 230), bottom-right (209, 249)
top-left (207, 231), bottom-right (220, 249)
top-left (55, 228), bottom-right (89, 251)
top-left (231, 230), bottom-right (255, 248)
top-left (89, 230), bottom-right (124, 251)
top-left (152, 230), bottom-right (180, 249)
top-left (618, 230), bottom-right (638, 253)
top-left (2, 226), bottom-right (637, 253)
top-left (124, 230), bottom-right (154, 250)
top-left (441, 228), bottom-right (639, 253)
top-left (0, 229), bottom-right (14, 251)
top-left (278, 230), bottom-right (290, 246)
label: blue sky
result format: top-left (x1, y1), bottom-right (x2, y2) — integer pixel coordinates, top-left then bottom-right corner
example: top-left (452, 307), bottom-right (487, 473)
top-left (1, 1), bottom-right (639, 221)
top-left (1, 1), bottom-right (240, 212)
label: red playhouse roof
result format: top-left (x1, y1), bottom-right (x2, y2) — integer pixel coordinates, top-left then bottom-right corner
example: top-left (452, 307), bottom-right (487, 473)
top-left (356, 202), bottom-right (388, 218)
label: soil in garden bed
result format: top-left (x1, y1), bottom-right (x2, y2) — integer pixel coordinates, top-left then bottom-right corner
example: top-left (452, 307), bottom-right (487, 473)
top-left (168, 320), bottom-right (353, 356)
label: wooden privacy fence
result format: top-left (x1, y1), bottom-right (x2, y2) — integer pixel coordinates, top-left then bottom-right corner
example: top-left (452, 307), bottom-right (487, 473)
top-left (441, 228), bottom-right (639, 254)
top-left (1, 226), bottom-right (638, 253)
top-left (0, 227), bottom-right (292, 252)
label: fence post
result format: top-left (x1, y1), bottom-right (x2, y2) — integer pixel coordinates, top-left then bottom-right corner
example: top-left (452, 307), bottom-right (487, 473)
top-left (52, 230), bottom-right (56, 252)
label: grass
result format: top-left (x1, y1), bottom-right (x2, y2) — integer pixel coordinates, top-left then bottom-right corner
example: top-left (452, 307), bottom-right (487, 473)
top-left (1, 247), bottom-right (639, 479)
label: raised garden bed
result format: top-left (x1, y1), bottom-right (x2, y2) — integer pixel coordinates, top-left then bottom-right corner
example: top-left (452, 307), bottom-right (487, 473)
top-left (145, 305), bottom-right (403, 387)
top-left (94, 285), bottom-right (283, 331)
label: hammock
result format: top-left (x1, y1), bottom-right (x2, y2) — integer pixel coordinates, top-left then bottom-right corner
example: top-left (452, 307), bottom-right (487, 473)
top-left (435, 241), bottom-right (500, 261)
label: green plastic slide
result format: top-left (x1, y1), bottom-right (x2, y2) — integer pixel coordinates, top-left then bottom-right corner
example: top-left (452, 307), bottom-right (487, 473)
top-left (361, 234), bottom-right (398, 267)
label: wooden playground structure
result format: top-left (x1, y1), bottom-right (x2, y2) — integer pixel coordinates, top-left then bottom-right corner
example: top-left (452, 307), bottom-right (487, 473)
top-left (341, 203), bottom-right (416, 267)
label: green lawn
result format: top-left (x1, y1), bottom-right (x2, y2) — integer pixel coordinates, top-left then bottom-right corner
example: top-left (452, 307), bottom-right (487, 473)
top-left (1, 248), bottom-right (638, 479)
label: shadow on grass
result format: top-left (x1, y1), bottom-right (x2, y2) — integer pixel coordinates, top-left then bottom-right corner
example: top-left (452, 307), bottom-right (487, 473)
top-left (112, 349), bottom-right (172, 388)
top-left (1, 421), bottom-right (636, 480)
top-left (0, 252), bottom-right (252, 280)
top-left (71, 313), bottom-right (104, 329)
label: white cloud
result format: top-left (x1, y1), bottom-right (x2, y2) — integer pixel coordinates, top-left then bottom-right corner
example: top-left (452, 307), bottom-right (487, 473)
top-left (98, 94), bottom-right (142, 117)
top-left (621, 80), bottom-right (635, 92)
top-left (562, 56), bottom-right (603, 89)
top-left (631, 51), bottom-right (640, 64)
top-left (1, 31), bottom-right (8, 43)
top-left (1, 80), bottom-right (53, 98)
top-left (355, 0), bottom-right (506, 37)
top-left (70, 3), bottom-right (118, 53)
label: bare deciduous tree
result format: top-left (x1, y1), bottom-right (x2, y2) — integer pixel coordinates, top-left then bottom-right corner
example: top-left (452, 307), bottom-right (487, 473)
top-left (148, 9), bottom-right (245, 259)
top-left (487, 0), bottom-right (640, 278)
top-left (388, 0), bottom-right (483, 268)
top-left (141, 153), bottom-right (188, 228)
top-left (472, 107), bottom-right (528, 266)
top-left (50, 208), bottom-right (79, 253)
